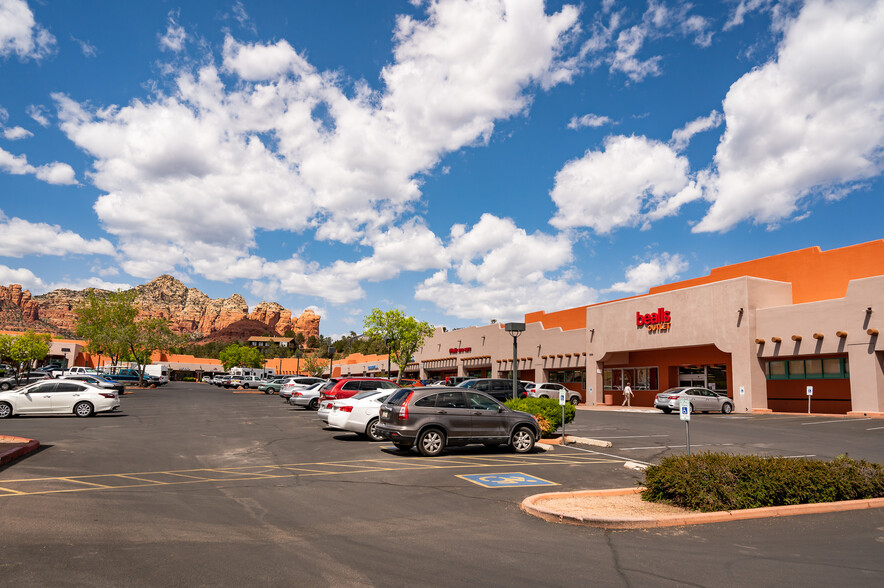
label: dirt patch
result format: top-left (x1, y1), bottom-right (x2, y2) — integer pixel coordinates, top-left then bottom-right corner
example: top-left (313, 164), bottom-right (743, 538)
top-left (538, 492), bottom-right (690, 519)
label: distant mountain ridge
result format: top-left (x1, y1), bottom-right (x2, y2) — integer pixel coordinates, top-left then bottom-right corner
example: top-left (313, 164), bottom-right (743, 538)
top-left (0, 275), bottom-right (320, 341)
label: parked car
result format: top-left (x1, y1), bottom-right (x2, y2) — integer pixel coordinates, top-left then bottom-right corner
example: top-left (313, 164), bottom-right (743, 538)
top-left (228, 375), bottom-right (262, 389)
top-left (528, 382), bottom-right (582, 405)
top-left (654, 387), bottom-right (734, 414)
top-left (277, 377), bottom-right (326, 397)
top-left (0, 371), bottom-right (50, 390)
top-left (0, 379), bottom-right (121, 418)
top-left (289, 382), bottom-right (326, 410)
top-left (212, 374), bottom-right (230, 386)
top-left (455, 378), bottom-right (528, 402)
top-left (261, 377), bottom-right (293, 395)
top-left (398, 378), bottom-right (424, 387)
top-left (60, 373), bottom-right (126, 395)
top-left (318, 378), bottom-right (399, 403)
top-left (443, 376), bottom-right (471, 386)
top-left (375, 387), bottom-right (541, 456)
top-left (326, 389), bottom-right (398, 441)
top-left (201, 375), bottom-right (213, 383)
top-left (103, 369), bottom-right (160, 386)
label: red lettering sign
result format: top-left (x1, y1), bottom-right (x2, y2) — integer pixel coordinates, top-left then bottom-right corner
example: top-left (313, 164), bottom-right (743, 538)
top-left (636, 308), bottom-right (671, 329)
top-left (448, 347), bottom-right (472, 354)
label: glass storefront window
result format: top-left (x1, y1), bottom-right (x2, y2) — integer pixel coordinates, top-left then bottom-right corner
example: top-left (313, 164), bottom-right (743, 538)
top-left (768, 361), bottom-right (787, 379)
top-left (765, 358), bottom-right (848, 380)
top-left (548, 370), bottom-right (587, 387)
top-left (603, 367), bottom-right (659, 391)
top-left (788, 360), bottom-right (805, 378)
top-left (804, 359), bottom-right (822, 378)
top-left (823, 358), bottom-right (843, 378)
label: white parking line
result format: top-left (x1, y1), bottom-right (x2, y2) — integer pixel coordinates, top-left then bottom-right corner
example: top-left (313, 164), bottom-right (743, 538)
top-left (619, 443), bottom-right (734, 451)
top-left (867, 426), bottom-right (884, 431)
top-left (801, 418), bottom-right (872, 426)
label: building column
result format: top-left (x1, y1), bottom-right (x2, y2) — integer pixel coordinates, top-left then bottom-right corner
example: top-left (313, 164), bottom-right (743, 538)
top-left (847, 344), bottom-right (884, 416)
top-left (731, 345), bottom-right (768, 413)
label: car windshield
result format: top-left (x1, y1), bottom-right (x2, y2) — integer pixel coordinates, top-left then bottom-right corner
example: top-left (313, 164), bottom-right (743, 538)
top-left (351, 390), bottom-right (385, 400)
top-left (454, 380), bottom-right (476, 388)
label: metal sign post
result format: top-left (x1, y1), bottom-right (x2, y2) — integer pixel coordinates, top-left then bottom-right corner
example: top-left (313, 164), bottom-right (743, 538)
top-left (679, 398), bottom-right (691, 455)
top-left (559, 390), bottom-right (567, 444)
top-left (807, 385), bottom-right (813, 414)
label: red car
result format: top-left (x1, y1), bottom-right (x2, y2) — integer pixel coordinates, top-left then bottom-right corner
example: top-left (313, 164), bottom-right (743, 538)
top-left (318, 378), bottom-right (400, 402)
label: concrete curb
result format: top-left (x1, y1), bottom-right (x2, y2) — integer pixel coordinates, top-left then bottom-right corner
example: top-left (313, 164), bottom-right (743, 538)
top-left (541, 436), bottom-right (613, 448)
top-left (0, 435), bottom-right (40, 466)
top-left (521, 487), bottom-right (884, 529)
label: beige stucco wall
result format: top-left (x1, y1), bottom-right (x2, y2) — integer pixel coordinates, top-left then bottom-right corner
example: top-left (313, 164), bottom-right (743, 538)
top-left (585, 277), bottom-right (793, 412)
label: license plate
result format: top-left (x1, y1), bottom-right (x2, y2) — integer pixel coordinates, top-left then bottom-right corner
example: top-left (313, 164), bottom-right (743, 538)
top-left (380, 408), bottom-right (389, 418)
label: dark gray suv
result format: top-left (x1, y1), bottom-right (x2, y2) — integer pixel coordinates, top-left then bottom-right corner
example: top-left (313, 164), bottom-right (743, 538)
top-left (375, 387), bottom-right (541, 457)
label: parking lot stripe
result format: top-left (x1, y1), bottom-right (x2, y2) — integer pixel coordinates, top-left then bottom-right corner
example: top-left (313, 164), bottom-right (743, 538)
top-left (61, 478), bottom-right (112, 488)
top-left (867, 426), bottom-right (884, 431)
top-left (801, 418), bottom-right (873, 426)
top-left (0, 486), bottom-right (24, 495)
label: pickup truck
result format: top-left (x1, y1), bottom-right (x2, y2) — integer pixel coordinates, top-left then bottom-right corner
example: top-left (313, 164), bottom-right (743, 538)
top-left (103, 369), bottom-right (160, 386)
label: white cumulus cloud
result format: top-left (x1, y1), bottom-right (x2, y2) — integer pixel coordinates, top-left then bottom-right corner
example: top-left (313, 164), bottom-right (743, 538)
top-left (0, 146), bottom-right (77, 185)
top-left (695, 0), bottom-right (884, 232)
top-left (0, 210), bottom-right (115, 257)
top-left (0, 0), bottom-right (55, 60)
top-left (604, 252), bottom-right (689, 294)
top-left (549, 135), bottom-right (700, 233)
top-left (568, 113), bottom-right (612, 129)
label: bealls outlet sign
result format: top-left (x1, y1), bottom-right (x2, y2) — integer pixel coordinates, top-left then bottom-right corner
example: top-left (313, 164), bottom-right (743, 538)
top-left (636, 308), bottom-right (672, 332)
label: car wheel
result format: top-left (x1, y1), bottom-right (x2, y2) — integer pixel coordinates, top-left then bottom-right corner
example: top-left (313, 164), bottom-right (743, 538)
top-left (690, 403), bottom-right (695, 414)
top-left (661, 408), bottom-right (672, 414)
top-left (366, 418), bottom-right (384, 442)
top-left (722, 403), bottom-right (733, 414)
top-left (417, 428), bottom-right (445, 457)
top-left (308, 398), bottom-right (319, 410)
top-left (511, 426), bottom-right (535, 453)
top-left (393, 442), bottom-right (412, 451)
top-left (570, 396), bottom-right (580, 405)
top-left (0, 382), bottom-right (10, 391)
top-left (0, 402), bottom-right (11, 418)
top-left (539, 394), bottom-right (549, 398)
top-left (74, 401), bottom-right (94, 418)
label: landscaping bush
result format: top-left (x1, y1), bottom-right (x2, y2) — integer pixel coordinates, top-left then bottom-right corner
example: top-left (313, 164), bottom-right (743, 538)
top-left (504, 397), bottom-right (575, 437)
top-left (641, 452), bottom-right (884, 512)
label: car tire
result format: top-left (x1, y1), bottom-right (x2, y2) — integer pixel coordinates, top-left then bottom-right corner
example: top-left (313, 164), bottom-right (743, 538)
top-left (308, 398), bottom-right (319, 410)
top-left (570, 396), bottom-right (580, 405)
top-left (511, 426), bottom-right (535, 453)
top-left (539, 394), bottom-right (549, 398)
top-left (74, 401), bottom-right (94, 418)
top-left (366, 418), bottom-right (384, 442)
top-left (393, 442), bottom-right (412, 451)
top-left (690, 403), bottom-right (695, 414)
top-left (417, 428), bottom-right (445, 457)
top-left (661, 408), bottom-right (672, 414)
top-left (0, 382), bottom-right (10, 391)
top-left (722, 403), bottom-right (733, 414)
top-left (0, 402), bottom-right (12, 418)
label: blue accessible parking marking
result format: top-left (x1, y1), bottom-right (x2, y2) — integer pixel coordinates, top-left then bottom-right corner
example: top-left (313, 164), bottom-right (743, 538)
top-left (458, 472), bottom-right (558, 488)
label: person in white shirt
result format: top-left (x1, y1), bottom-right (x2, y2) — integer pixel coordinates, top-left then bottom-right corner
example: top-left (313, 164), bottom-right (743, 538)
top-left (622, 383), bottom-right (633, 407)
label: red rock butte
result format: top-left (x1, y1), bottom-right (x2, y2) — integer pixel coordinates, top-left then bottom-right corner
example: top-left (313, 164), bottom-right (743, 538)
top-left (0, 275), bottom-right (319, 340)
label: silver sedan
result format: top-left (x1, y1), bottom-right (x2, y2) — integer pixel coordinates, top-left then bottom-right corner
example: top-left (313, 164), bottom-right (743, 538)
top-left (654, 387), bottom-right (734, 414)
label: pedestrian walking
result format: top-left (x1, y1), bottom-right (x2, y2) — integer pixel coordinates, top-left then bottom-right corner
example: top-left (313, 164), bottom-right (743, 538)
top-left (622, 383), bottom-right (633, 407)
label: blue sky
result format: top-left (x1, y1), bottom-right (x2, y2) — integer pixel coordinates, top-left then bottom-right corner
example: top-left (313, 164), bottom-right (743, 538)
top-left (1, 0), bottom-right (882, 338)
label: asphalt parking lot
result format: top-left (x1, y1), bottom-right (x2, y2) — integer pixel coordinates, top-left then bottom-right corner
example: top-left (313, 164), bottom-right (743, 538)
top-left (0, 382), bottom-right (882, 587)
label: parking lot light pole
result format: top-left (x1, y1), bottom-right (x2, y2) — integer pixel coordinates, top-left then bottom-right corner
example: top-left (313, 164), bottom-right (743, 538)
top-left (328, 347), bottom-right (336, 379)
top-left (504, 322), bottom-right (526, 400)
top-left (384, 336), bottom-right (392, 379)
top-left (295, 350), bottom-right (301, 376)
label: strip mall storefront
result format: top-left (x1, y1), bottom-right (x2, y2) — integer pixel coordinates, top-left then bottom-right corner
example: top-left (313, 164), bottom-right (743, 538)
top-left (331, 241), bottom-right (884, 416)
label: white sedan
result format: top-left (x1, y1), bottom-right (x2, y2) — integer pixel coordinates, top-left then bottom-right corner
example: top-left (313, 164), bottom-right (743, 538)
top-left (0, 379), bottom-right (121, 418)
top-left (289, 382), bottom-right (325, 409)
top-left (326, 389), bottom-right (398, 441)
top-left (528, 382), bottom-right (582, 405)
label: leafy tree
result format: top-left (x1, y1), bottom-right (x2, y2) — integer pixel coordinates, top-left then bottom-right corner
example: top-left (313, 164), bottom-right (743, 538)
top-left (363, 309), bottom-right (434, 383)
top-left (306, 335), bottom-right (318, 349)
top-left (219, 343), bottom-right (265, 371)
top-left (283, 329), bottom-right (296, 338)
top-left (301, 354), bottom-right (325, 377)
top-left (4, 331), bottom-right (52, 385)
top-left (125, 317), bottom-right (179, 386)
top-left (75, 290), bottom-right (138, 368)
top-left (294, 332), bottom-right (306, 348)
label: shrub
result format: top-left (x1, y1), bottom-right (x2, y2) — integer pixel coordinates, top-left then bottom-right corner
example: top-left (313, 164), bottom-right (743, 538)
top-left (641, 452), bottom-right (884, 512)
top-left (504, 397), bottom-right (575, 437)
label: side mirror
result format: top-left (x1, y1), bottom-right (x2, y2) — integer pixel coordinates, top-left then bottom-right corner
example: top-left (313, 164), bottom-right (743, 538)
top-left (498, 406), bottom-right (504, 413)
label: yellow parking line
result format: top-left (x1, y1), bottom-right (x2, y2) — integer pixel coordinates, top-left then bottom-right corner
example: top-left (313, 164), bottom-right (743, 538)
top-left (0, 486), bottom-right (24, 494)
top-left (61, 478), bottom-right (111, 488)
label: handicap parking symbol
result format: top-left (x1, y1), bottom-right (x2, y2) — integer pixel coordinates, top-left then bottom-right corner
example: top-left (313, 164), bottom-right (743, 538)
top-left (457, 472), bottom-right (558, 488)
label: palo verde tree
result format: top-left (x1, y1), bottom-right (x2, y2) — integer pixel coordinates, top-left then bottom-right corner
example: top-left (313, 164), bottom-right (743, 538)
top-left (219, 343), bottom-right (265, 372)
top-left (363, 309), bottom-right (434, 383)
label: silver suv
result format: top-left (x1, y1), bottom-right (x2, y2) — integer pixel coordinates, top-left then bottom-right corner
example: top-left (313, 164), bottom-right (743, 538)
top-left (375, 386), bottom-right (541, 456)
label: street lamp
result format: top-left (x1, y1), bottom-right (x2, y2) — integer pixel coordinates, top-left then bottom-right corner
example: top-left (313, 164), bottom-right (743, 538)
top-left (295, 350), bottom-right (301, 376)
top-left (328, 346), bottom-right (336, 379)
top-left (504, 322), bottom-right (526, 400)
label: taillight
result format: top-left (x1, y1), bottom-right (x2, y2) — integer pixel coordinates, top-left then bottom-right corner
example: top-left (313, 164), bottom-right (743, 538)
top-left (397, 391), bottom-right (414, 420)
top-left (99, 392), bottom-right (116, 399)
top-left (668, 395), bottom-right (679, 400)
top-left (293, 392), bottom-right (303, 397)
top-left (340, 406), bottom-right (353, 413)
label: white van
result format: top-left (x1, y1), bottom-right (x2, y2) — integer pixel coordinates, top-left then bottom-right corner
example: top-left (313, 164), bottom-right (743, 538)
top-left (144, 364), bottom-right (170, 384)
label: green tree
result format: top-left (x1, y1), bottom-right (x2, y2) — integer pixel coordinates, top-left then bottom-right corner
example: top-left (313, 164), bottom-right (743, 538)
top-left (75, 290), bottom-right (138, 368)
top-left (301, 354), bottom-right (325, 377)
top-left (125, 317), bottom-right (179, 386)
top-left (294, 332), bottom-right (306, 349)
top-left (306, 335), bottom-right (318, 349)
top-left (6, 331), bottom-right (52, 385)
top-left (363, 309), bottom-right (434, 383)
top-left (219, 343), bottom-right (265, 371)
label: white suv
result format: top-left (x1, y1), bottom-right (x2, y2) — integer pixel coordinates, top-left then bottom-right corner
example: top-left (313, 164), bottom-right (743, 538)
top-left (528, 382), bottom-right (582, 405)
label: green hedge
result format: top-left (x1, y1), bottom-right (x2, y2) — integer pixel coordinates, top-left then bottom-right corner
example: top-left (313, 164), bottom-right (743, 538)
top-left (504, 398), bottom-right (575, 437)
top-left (642, 452), bottom-right (884, 512)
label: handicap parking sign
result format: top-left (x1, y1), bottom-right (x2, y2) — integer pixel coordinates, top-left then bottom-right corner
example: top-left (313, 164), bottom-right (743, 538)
top-left (457, 472), bottom-right (558, 488)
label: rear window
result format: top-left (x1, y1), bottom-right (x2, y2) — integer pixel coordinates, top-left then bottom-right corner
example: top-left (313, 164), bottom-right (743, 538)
top-left (385, 389), bottom-right (413, 406)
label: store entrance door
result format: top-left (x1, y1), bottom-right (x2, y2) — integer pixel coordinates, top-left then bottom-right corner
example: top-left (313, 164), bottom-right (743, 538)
top-left (679, 373), bottom-right (707, 387)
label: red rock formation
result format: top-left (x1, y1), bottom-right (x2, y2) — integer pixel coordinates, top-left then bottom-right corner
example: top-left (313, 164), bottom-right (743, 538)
top-left (0, 275), bottom-right (321, 340)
